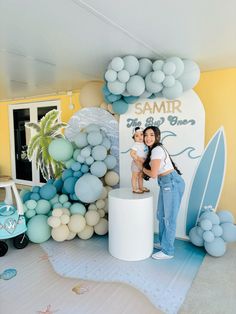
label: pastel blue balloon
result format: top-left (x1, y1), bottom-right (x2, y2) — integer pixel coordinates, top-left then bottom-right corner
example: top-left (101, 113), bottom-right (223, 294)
top-left (71, 162), bottom-right (81, 171)
top-left (25, 208), bottom-right (36, 219)
top-left (105, 69), bottom-right (117, 82)
top-left (90, 161), bottom-right (107, 177)
top-left (202, 230), bottom-right (215, 243)
top-left (30, 192), bottom-right (40, 201)
top-left (85, 156), bottom-right (94, 166)
top-left (59, 194), bottom-right (69, 204)
top-left (199, 219), bottom-right (212, 231)
top-left (152, 60), bottom-right (164, 71)
top-left (221, 223), bottom-right (236, 242)
top-left (102, 84), bottom-right (111, 96)
top-left (178, 59), bottom-right (200, 91)
top-left (138, 58), bottom-right (153, 77)
top-left (77, 155), bottom-right (85, 163)
top-left (53, 202), bottom-right (63, 209)
top-left (121, 90), bottom-right (130, 97)
top-left (85, 124), bottom-right (100, 133)
top-left (63, 176), bottom-right (78, 194)
top-left (87, 132), bottom-right (103, 146)
top-left (217, 210), bottom-right (234, 224)
top-left (70, 203), bottom-right (86, 215)
top-left (49, 194), bottom-right (59, 205)
top-left (26, 215), bottom-right (51, 243)
top-left (199, 211), bottom-right (220, 225)
top-left (81, 164), bottom-right (89, 173)
top-left (145, 72), bottom-right (163, 93)
top-left (112, 100), bottom-right (129, 114)
top-left (196, 226), bottom-right (204, 237)
top-left (104, 155), bottom-right (117, 169)
top-left (92, 145), bottom-right (107, 161)
top-left (101, 138), bottom-right (111, 150)
top-left (189, 226), bottom-right (204, 247)
top-left (204, 237), bottom-right (226, 257)
top-left (65, 158), bottom-right (75, 169)
top-left (35, 199), bottom-right (51, 215)
top-left (163, 75), bottom-right (175, 88)
top-left (63, 201), bottom-right (71, 208)
top-left (53, 179), bottom-right (63, 192)
top-left (117, 70), bottom-right (130, 83)
top-left (106, 94), bottom-right (122, 102)
top-left (73, 149), bottom-right (81, 160)
top-left (62, 169), bottom-right (73, 181)
top-left (123, 95), bottom-right (139, 104)
top-left (80, 146), bottom-right (92, 158)
top-left (47, 179), bottom-right (54, 185)
top-left (48, 138), bottom-right (73, 162)
top-left (163, 61), bottom-right (176, 75)
top-left (166, 57), bottom-right (184, 78)
top-left (123, 55), bottom-right (139, 75)
top-left (162, 80), bottom-right (183, 99)
top-left (74, 132), bottom-right (88, 148)
top-left (126, 75), bottom-right (145, 96)
top-left (139, 90), bottom-right (152, 99)
top-left (73, 170), bottom-right (83, 178)
top-left (74, 173), bottom-right (103, 203)
top-left (151, 70), bottom-right (165, 83)
top-left (39, 184), bottom-right (57, 200)
top-left (212, 225), bottom-right (223, 237)
top-left (107, 80), bottom-right (126, 95)
top-left (25, 199), bottom-right (37, 210)
top-left (32, 186), bottom-right (40, 193)
top-left (110, 57), bottom-right (124, 71)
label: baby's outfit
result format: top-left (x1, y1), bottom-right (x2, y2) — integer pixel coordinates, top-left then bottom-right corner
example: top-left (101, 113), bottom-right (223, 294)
top-left (131, 142), bottom-right (148, 173)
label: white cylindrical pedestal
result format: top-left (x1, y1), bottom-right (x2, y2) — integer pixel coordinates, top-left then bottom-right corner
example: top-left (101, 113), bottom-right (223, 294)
top-left (108, 188), bottom-right (153, 261)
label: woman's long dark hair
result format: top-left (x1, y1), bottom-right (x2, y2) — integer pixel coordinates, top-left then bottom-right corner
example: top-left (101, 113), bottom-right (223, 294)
top-left (143, 126), bottom-right (182, 176)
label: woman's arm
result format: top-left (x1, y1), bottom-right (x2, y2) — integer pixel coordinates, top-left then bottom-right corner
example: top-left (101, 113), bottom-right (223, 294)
top-left (143, 159), bottom-right (161, 179)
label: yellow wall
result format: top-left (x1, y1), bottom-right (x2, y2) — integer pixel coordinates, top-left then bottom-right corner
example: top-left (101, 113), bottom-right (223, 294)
top-left (194, 68), bottom-right (236, 218)
top-left (0, 93), bottom-right (80, 176)
top-left (0, 69), bottom-right (236, 218)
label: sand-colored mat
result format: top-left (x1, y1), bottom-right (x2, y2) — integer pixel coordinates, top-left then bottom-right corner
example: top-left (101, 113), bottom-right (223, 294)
top-left (0, 242), bottom-right (160, 314)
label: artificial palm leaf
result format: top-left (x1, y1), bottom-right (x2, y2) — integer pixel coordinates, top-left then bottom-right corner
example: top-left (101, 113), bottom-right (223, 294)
top-left (26, 109), bottom-right (67, 180)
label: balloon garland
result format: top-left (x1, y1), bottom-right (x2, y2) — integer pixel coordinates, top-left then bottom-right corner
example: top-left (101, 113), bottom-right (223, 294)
top-left (103, 55), bottom-right (200, 114)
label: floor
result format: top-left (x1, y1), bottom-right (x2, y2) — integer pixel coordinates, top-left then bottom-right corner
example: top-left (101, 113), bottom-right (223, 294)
top-left (1, 187), bottom-right (236, 313)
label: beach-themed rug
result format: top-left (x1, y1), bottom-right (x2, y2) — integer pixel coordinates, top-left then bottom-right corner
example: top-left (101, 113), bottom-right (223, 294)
top-left (41, 235), bottom-right (205, 314)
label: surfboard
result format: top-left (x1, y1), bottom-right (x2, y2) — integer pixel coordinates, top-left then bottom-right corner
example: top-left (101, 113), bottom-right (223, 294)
top-left (185, 127), bottom-right (226, 234)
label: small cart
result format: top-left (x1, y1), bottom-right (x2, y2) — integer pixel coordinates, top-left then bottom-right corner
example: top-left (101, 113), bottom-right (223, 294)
top-left (0, 178), bottom-right (29, 256)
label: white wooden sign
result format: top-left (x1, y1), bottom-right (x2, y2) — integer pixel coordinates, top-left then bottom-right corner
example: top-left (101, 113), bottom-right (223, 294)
top-left (119, 90), bottom-right (205, 238)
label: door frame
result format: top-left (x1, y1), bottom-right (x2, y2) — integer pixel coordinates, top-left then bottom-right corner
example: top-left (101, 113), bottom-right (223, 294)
top-left (9, 100), bottom-right (61, 186)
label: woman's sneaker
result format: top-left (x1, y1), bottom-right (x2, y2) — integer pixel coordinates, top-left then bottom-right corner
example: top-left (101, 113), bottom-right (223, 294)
top-left (152, 251), bottom-right (173, 260)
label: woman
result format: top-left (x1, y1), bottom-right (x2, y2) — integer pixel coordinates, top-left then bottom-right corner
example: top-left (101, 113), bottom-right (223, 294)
top-left (142, 126), bottom-right (185, 260)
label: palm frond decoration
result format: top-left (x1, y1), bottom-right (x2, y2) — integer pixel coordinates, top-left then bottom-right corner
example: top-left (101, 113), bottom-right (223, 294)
top-left (25, 109), bottom-right (67, 180)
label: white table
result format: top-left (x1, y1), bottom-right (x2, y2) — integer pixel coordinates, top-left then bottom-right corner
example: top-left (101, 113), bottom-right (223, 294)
top-left (108, 188), bottom-right (154, 261)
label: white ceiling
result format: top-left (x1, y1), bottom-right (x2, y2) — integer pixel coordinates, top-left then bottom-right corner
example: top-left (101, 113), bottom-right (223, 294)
top-left (0, 0), bottom-right (236, 101)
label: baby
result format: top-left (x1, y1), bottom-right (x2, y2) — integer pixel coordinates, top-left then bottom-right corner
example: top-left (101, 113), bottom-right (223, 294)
top-left (130, 127), bottom-right (150, 194)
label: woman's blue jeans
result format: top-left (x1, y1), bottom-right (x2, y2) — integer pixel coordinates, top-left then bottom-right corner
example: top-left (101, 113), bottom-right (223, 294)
top-left (157, 171), bottom-right (185, 256)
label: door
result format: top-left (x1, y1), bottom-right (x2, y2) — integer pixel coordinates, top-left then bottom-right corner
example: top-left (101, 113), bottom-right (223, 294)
top-left (9, 100), bottom-right (60, 185)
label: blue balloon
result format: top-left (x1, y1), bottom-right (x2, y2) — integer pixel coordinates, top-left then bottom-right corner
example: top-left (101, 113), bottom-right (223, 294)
top-left (32, 186), bottom-right (40, 193)
top-left (74, 173), bottom-right (103, 203)
top-left (112, 100), bottom-right (129, 114)
top-left (30, 192), bottom-right (40, 201)
top-left (123, 96), bottom-right (139, 104)
top-left (39, 184), bottom-right (57, 200)
top-left (62, 168), bottom-right (74, 181)
top-left (106, 94), bottom-right (122, 102)
top-left (63, 176), bottom-right (78, 194)
top-left (102, 84), bottom-right (111, 96)
top-left (204, 237), bottom-right (226, 257)
top-left (53, 178), bottom-right (63, 192)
